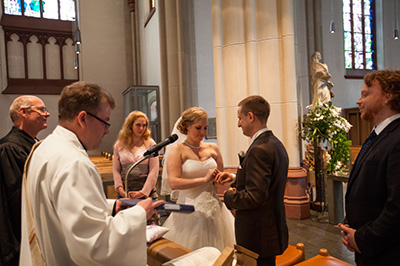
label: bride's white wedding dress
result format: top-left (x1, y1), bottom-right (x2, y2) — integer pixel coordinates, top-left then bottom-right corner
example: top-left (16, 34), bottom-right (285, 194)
top-left (162, 157), bottom-right (236, 252)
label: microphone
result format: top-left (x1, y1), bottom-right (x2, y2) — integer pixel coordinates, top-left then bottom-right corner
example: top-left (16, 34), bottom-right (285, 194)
top-left (143, 134), bottom-right (179, 156)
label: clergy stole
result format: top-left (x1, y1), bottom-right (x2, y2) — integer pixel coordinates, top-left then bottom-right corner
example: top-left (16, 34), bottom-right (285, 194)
top-left (22, 141), bottom-right (47, 266)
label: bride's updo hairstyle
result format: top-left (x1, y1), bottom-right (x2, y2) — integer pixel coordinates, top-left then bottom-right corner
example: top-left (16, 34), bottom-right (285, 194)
top-left (177, 107), bottom-right (208, 135)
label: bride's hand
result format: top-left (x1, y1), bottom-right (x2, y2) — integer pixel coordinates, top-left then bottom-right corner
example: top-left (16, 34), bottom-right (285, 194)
top-left (204, 168), bottom-right (217, 183)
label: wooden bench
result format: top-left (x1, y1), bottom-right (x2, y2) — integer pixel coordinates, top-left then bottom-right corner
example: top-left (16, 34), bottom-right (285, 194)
top-left (90, 154), bottom-right (117, 198)
top-left (276, 243), bottom-right (305, 266)
top-left (147, 238), bottom-right (191, 265)
top-left (147, 238), bottom-right (234, 266)
top-left (148, 237), bottom-right (305, 266)
top-left (91, 153), bottom-right (165, 199)
top-left (295, 248), bottom-right (354, 266)
top-left (234, 243), bottom-right (305, 266)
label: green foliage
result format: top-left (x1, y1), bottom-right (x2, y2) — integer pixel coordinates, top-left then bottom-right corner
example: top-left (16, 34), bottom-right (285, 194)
top-left (300, 101), bottom-right (352, 174)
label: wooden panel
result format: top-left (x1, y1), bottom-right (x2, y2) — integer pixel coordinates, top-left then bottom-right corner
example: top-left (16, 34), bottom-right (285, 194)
top-left (106, 185), bottom-right (118, 199)
top-left (347, 112), bottom-right (360, 145)
top-left (90, 155), bottom-right (115, 198)
top-left (342, 108), bottom-right (373, 146)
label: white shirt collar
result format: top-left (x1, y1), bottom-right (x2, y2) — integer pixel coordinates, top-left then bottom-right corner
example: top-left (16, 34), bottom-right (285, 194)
top-left (374, 113), bottom-right (400, 135)
top-left (250, 127), bottom-right (270, 146)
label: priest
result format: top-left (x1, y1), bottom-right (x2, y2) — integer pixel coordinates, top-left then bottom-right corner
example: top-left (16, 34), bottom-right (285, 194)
top-left (0, 96), bottom-right (50, 266)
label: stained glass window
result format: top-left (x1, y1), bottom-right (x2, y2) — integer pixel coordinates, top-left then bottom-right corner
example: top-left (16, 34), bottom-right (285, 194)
top-left (2, 0), bottom-right (75, 21)
top-left (43, 0), bottom-right (59, 19)
top-left (60, 0), bottom-right (75, 21)
top-left (24, 0), bottom-right (40, 17)
top-left (3, 0), bottom-right (22, 15)
top-left (343, 0), bottom-right (375, 71)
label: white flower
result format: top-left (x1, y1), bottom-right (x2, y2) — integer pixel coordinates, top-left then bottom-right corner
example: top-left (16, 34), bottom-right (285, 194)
top-left (326, 153), bottom-right (331, 165)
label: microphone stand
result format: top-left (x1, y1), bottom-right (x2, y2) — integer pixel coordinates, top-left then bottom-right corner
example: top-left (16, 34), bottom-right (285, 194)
top-left (124, 152), bottom-right (159, 197)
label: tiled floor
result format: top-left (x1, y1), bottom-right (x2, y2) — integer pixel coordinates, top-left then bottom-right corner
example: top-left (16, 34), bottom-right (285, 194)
top-left (160, 209), bottom-right (356, 265)
top-left (287, 210), bottom-right (355, 264)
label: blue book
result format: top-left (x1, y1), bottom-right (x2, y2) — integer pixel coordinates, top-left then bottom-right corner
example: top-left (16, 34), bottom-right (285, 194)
top-left (119, 198), bottom-right (195, 213)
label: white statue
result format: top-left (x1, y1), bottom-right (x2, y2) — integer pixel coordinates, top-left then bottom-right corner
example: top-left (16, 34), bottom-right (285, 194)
top-left (310, 51), bottom-right (334, 106)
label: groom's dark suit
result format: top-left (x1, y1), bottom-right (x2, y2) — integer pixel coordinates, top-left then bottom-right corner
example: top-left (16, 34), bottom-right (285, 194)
top-left (345, 117), bottom-right (400, 265)
top-left (224, 131), bottom-right (289, 258)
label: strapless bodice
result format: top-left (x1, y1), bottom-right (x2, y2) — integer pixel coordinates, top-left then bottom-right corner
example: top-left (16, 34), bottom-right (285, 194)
top-left (176, 157), bottom-right (219, 212)
top-left (181, 157), bottom-right (217, 179)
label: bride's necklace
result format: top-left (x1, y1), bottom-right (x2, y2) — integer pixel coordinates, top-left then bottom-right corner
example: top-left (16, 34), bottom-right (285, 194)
top-left (184, 140), bottom-right (202, 149)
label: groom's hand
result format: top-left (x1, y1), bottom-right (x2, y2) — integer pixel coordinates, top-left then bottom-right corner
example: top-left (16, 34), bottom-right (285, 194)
top-left (215, 172), bottom-right (233, 185)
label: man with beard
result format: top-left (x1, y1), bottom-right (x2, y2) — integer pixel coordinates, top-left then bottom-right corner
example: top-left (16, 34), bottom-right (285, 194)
top-left (0, 96), bottom-right (50, 265)
top-left (339, 69), bottom-right (400, 265)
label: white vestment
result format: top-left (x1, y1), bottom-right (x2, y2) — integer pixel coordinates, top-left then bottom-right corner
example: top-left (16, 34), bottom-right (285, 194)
top-left (20, 126), bottom-right (147, 266)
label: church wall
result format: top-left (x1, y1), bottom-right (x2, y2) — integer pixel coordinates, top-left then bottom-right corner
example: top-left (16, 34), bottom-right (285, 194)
top-left (381, 1), bottom-right (400, 70)
top-left (0, 8), bottom-right (59, 142)
top-left (135, 0), bottom-right (164, 138)
top-left (0, 0), bottom-right (134, 154)
top-left (78, 0), bottom-right (133, 154)
top-left (294, 0), bottom-right (400, 113)
top-left (136, 0), bottom-right (217, 140)
top-left (321, 0), bottom-right (365, 109)
top-left (137, 0), bottom-right (162, 90)
top-left (0, 0), bottom-right (398, 155)
top-left (193, 0), bottom-right (216, 119)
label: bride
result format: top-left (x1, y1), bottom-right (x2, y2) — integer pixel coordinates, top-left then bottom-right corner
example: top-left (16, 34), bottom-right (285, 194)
top-left (162, 107), bottom-right (235, 252)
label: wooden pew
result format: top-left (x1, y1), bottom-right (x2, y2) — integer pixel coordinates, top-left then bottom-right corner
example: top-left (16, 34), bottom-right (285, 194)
top-left (147, 238), bottom-right (191, 265)
top-left (90, 154), bottom-right (117, 198)
top-left (234, 243), bottom-right (305, 266)
top-left (90, 153), bottom-right (164, 199)
top-left (276, 243), bottom-right (305, 266)
top-left (147, 238), bottom-right (234, 266)
top-left (295, 248), bottom-right (354, 266)
top-left (148, 237), bottom-right (305, 266)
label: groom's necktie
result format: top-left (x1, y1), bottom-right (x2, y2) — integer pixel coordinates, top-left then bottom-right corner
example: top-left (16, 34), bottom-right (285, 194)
top-left (355, 130), bottom-right (377, 164)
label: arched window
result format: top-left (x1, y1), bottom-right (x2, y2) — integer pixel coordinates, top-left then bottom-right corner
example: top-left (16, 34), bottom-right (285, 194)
top-left (343, 0), bottom-right (376, 78)
top-left (1, 0), bottom-right (78, 94)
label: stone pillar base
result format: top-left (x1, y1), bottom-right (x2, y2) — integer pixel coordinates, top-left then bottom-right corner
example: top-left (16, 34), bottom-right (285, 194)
top-left (284, 167), bottom-right (310, 220)
top-left (284, 197), bottom-right (311, 220)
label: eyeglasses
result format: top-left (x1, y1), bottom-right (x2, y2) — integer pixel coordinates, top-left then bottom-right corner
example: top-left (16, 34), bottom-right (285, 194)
top-left (86, 111), bottom-right (111, 129)
top-left (22, 106), bottom-right (49, 114)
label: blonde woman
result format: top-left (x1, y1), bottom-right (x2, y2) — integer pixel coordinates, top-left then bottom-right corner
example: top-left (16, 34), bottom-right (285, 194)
top-left (113, 111), bottom-right (159, 224)
top-left (162, 107), bottom-right (235, 252)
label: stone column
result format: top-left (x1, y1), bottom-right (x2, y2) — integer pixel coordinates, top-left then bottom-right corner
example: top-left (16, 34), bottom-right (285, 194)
top-left (128, 0), bottom-right (141, 85)
top-left (158, 0), bottom-right (197, 134)
top-left (211, 0), bottom-right (300, 168)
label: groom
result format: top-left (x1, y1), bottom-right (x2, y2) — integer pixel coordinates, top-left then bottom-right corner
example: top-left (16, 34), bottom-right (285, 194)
top-left (216, 95), bottom-right (289, 266)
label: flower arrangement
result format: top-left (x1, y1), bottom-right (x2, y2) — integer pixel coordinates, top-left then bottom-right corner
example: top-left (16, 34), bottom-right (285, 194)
top-left (300, 101), bottom-right (352, 174)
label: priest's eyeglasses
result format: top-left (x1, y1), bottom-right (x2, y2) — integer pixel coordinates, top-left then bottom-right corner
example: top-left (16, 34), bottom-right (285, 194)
top-left (86, 111), bottom-right (111, 129)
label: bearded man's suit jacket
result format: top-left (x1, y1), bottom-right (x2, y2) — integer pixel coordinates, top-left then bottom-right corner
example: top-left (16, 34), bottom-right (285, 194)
top-left (345, 117), bottom-right (400, 265)
top-left (224, 130), bottom-right (289, 258)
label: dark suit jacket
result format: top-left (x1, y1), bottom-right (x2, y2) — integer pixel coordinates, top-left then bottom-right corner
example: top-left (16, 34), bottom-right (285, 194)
top-left (345, 117), bottom-right (400, 265)
top-left (224, 131), bottom-right (289, 257)
top-left (0, 127), bottom-right (36, 265)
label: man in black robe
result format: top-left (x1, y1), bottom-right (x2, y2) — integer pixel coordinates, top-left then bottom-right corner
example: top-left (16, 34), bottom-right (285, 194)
top-left (0, 96), bottom-right (50, 266)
